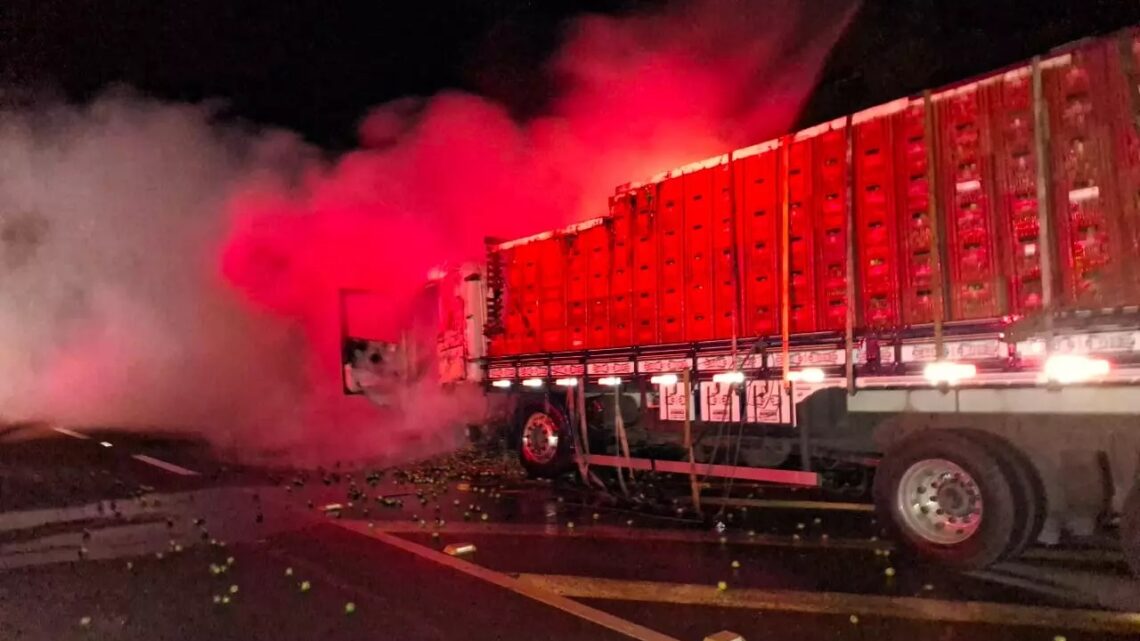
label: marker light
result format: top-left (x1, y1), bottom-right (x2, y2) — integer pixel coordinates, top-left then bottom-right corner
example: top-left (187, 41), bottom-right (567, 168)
top-left (555, 378), bottom-right (579, 387)
top-left (598, 376), bottom-right (622, 386)
top-left (650, 374), bottom-right (679, 385)
top-left (712, 371), bottom-right (745, 384)
top-left (923, 361), bottom-right (977, 385)
top-left (787, 368), bottom-right (825, 383)
top-left (1043, 354), bottom-right (1110, 384)
top-left (491, 380), bottom-right (512, 389)
top-left (521, 378), bottom-right (544, 388)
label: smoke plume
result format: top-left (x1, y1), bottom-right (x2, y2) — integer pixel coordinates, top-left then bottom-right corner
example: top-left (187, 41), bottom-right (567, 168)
top-left (0, 0), bottom-right (854, 464)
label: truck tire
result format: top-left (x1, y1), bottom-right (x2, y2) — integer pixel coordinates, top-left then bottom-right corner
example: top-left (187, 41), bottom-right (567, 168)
top-left (873, 430), bottom-right (1016, 570)
top-left (1123, 481), bottom-right (1140, 578)
top-left (949, 429), bottom-right (1046, 560)
top-left (516, 402), bottom-right (575, 479)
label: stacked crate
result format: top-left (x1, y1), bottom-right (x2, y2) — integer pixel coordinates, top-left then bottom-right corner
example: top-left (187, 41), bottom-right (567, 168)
top-left (535, 235), bottom-right (567, 352)
top-left (937, 88), bottom-right (1002, 320)
top-left (988, 72), bottom-right (1044, 316)
top-left (484, 30), bottom-right (1140, 358)
top-left (711, 162), bottom-right (739, 338)
top-left (786, 139), bottom-right (819, 333)
top-left (631, 186), bottom-right (660, 345)
top-left (813, 127), bottom-right (850, 331)
top-left (896, 103), bottom-right (941, 325)
top-left (736, 146), bottom-right (781, 337)
top-left (584, 224), bottom-right (612, 349)
top-left (658, 176), bottom-right (687, 343)
top-left (1048, 41), bottom-right (1129, 307)
top-left (610, 196), bottom-right (635, 347)
top-left (853, 111), bottom-right (903, 329)
top-left (683, 167), bottom-right (716, 341)
top-left (564, 231), bottom-right (589, 349)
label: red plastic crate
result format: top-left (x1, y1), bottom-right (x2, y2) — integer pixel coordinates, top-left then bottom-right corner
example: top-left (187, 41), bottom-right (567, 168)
top-left (583, 223), bottom-right (612, 349)
top-left (631, 185), bottom-right (660, 345)
top-left (1047, 39), bottom-right (1131, 308)
top-left (684, 167), bottom-right (716, 341)
top-left (535, 235), bottom-right (567, 352)
top-left (711, 162), bottom-right (738, 339)
top-left (854, 114), bottom-right (902, 329)
top-left (813, 127), bottom-right (849, 331)
top-left (986, 74), bottom-right (1044, 316)
top-left (658, 176), bottom-right (686, 343)
top-left (896, 104), bottom-right (942, 325)
top-left (787, 138), bottom-right (818, 333)
top-left (937, 87), bottom-right (1002, 320)
top-left (564, 233), bottom-right (589, 349)
top-left (610, 198), bottom-right (635, 347)
top-left (1106, 32), bottom-right (1140, 303)
top-left (736, 148), bottom-right (780, 336)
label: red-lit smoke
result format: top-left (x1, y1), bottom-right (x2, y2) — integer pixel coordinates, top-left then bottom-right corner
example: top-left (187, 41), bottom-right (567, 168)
top-left (0, 0), bottom-right (854, 464)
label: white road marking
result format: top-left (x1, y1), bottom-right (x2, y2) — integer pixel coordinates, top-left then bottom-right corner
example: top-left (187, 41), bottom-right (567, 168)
top-left (52, 427), bottom-right (90, 440)
top-left (130, 454), bottom-right (200, 476)
top-left (335, 521), bottom-right (680, 641)
top-left (99, 441), bottom-right (113, 448)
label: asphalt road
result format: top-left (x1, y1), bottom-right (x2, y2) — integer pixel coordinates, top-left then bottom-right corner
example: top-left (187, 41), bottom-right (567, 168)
top-left (2, 426), bottom-right (1139, 641)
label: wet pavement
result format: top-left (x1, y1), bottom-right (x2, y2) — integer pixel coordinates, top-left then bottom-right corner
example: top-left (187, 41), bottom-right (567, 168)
top-left (2, 426), bottom-right (1139, 641)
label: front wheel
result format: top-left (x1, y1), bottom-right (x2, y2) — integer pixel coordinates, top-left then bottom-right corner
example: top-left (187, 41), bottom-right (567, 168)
top-left (874, 430), bottom-right (1016, 570)
top-left (1123, 481), bottom-right (1140, 578)
top-left (516, 403), bottom-right (574, 479)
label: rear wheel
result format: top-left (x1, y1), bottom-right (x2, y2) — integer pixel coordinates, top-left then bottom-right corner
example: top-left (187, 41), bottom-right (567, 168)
top-left (949, 429), bottom-right (1046, 560)
top-left (1123, 481), bottom-right (1140, 578)
top-left (517, 403), bottom-right (574, 479)
top-left (874, 430), bottom-right (1016, 570)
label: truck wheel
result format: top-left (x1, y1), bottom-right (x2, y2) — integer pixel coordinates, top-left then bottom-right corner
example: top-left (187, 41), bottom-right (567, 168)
top-left (873, 430), bottom-right (1016, 570)
top-left (1123, 481), bottom-right (1140, 578)
top-left (949, 429), bottom-right (1046, 560)
top-left (517, 403), bottom-right (574, 479)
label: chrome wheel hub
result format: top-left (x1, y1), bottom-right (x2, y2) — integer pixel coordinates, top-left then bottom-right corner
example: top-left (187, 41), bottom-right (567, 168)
top-left (896, 458), bottom-right (983, 545)
top-left (521, 412), bottom-right (559, 464)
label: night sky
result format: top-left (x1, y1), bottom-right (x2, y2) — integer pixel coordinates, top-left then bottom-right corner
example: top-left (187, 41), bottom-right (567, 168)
top-left (4, 0), bottom-right (1140, 149)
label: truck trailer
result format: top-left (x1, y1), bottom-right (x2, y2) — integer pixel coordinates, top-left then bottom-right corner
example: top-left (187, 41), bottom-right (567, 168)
top-left (375, 29), bottom-right (1140, 574)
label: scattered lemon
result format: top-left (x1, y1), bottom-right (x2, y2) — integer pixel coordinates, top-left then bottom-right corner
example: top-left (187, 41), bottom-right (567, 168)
top-left (345, 602), bottom-right (356, 615)
top-left (884, 567), bottom-right (896, 577)
top-left (300, 580), bottom-right (311, 592)
top-left (731, 560), bottom-right (740, 569)
top-left (716, 581), bottom-right (728, 591)
top-left (285, 567), bottom-right (294, 576)
top-left (849, 615), bottom-right (859, 624)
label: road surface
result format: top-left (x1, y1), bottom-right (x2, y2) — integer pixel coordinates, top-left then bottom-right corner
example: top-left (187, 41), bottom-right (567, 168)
top-left (2, 425), bottom-right (1138, 641)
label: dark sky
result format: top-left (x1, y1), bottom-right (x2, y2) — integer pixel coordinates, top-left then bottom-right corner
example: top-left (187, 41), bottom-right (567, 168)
top-left (4, 0), bottom-right (1140, 149)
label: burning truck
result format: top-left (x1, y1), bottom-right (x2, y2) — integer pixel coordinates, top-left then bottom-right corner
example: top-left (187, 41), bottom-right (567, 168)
top-left (344, 28), bottom-right (1140, 575)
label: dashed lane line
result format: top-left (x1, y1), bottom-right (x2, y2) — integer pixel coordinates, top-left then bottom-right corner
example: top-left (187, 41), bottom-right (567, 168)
top-left (51, 427), bottom-right (91, 440)
top-left (515, 573), bottom-right (1140, 635)
top-left (130, 454), bottom-right (200, 476)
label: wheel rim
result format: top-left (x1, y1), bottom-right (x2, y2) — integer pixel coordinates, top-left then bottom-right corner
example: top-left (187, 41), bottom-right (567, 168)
top-left (895, 458), bottom-right (983, 545)
top-left (521, 412), bottom-right (559, 464)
